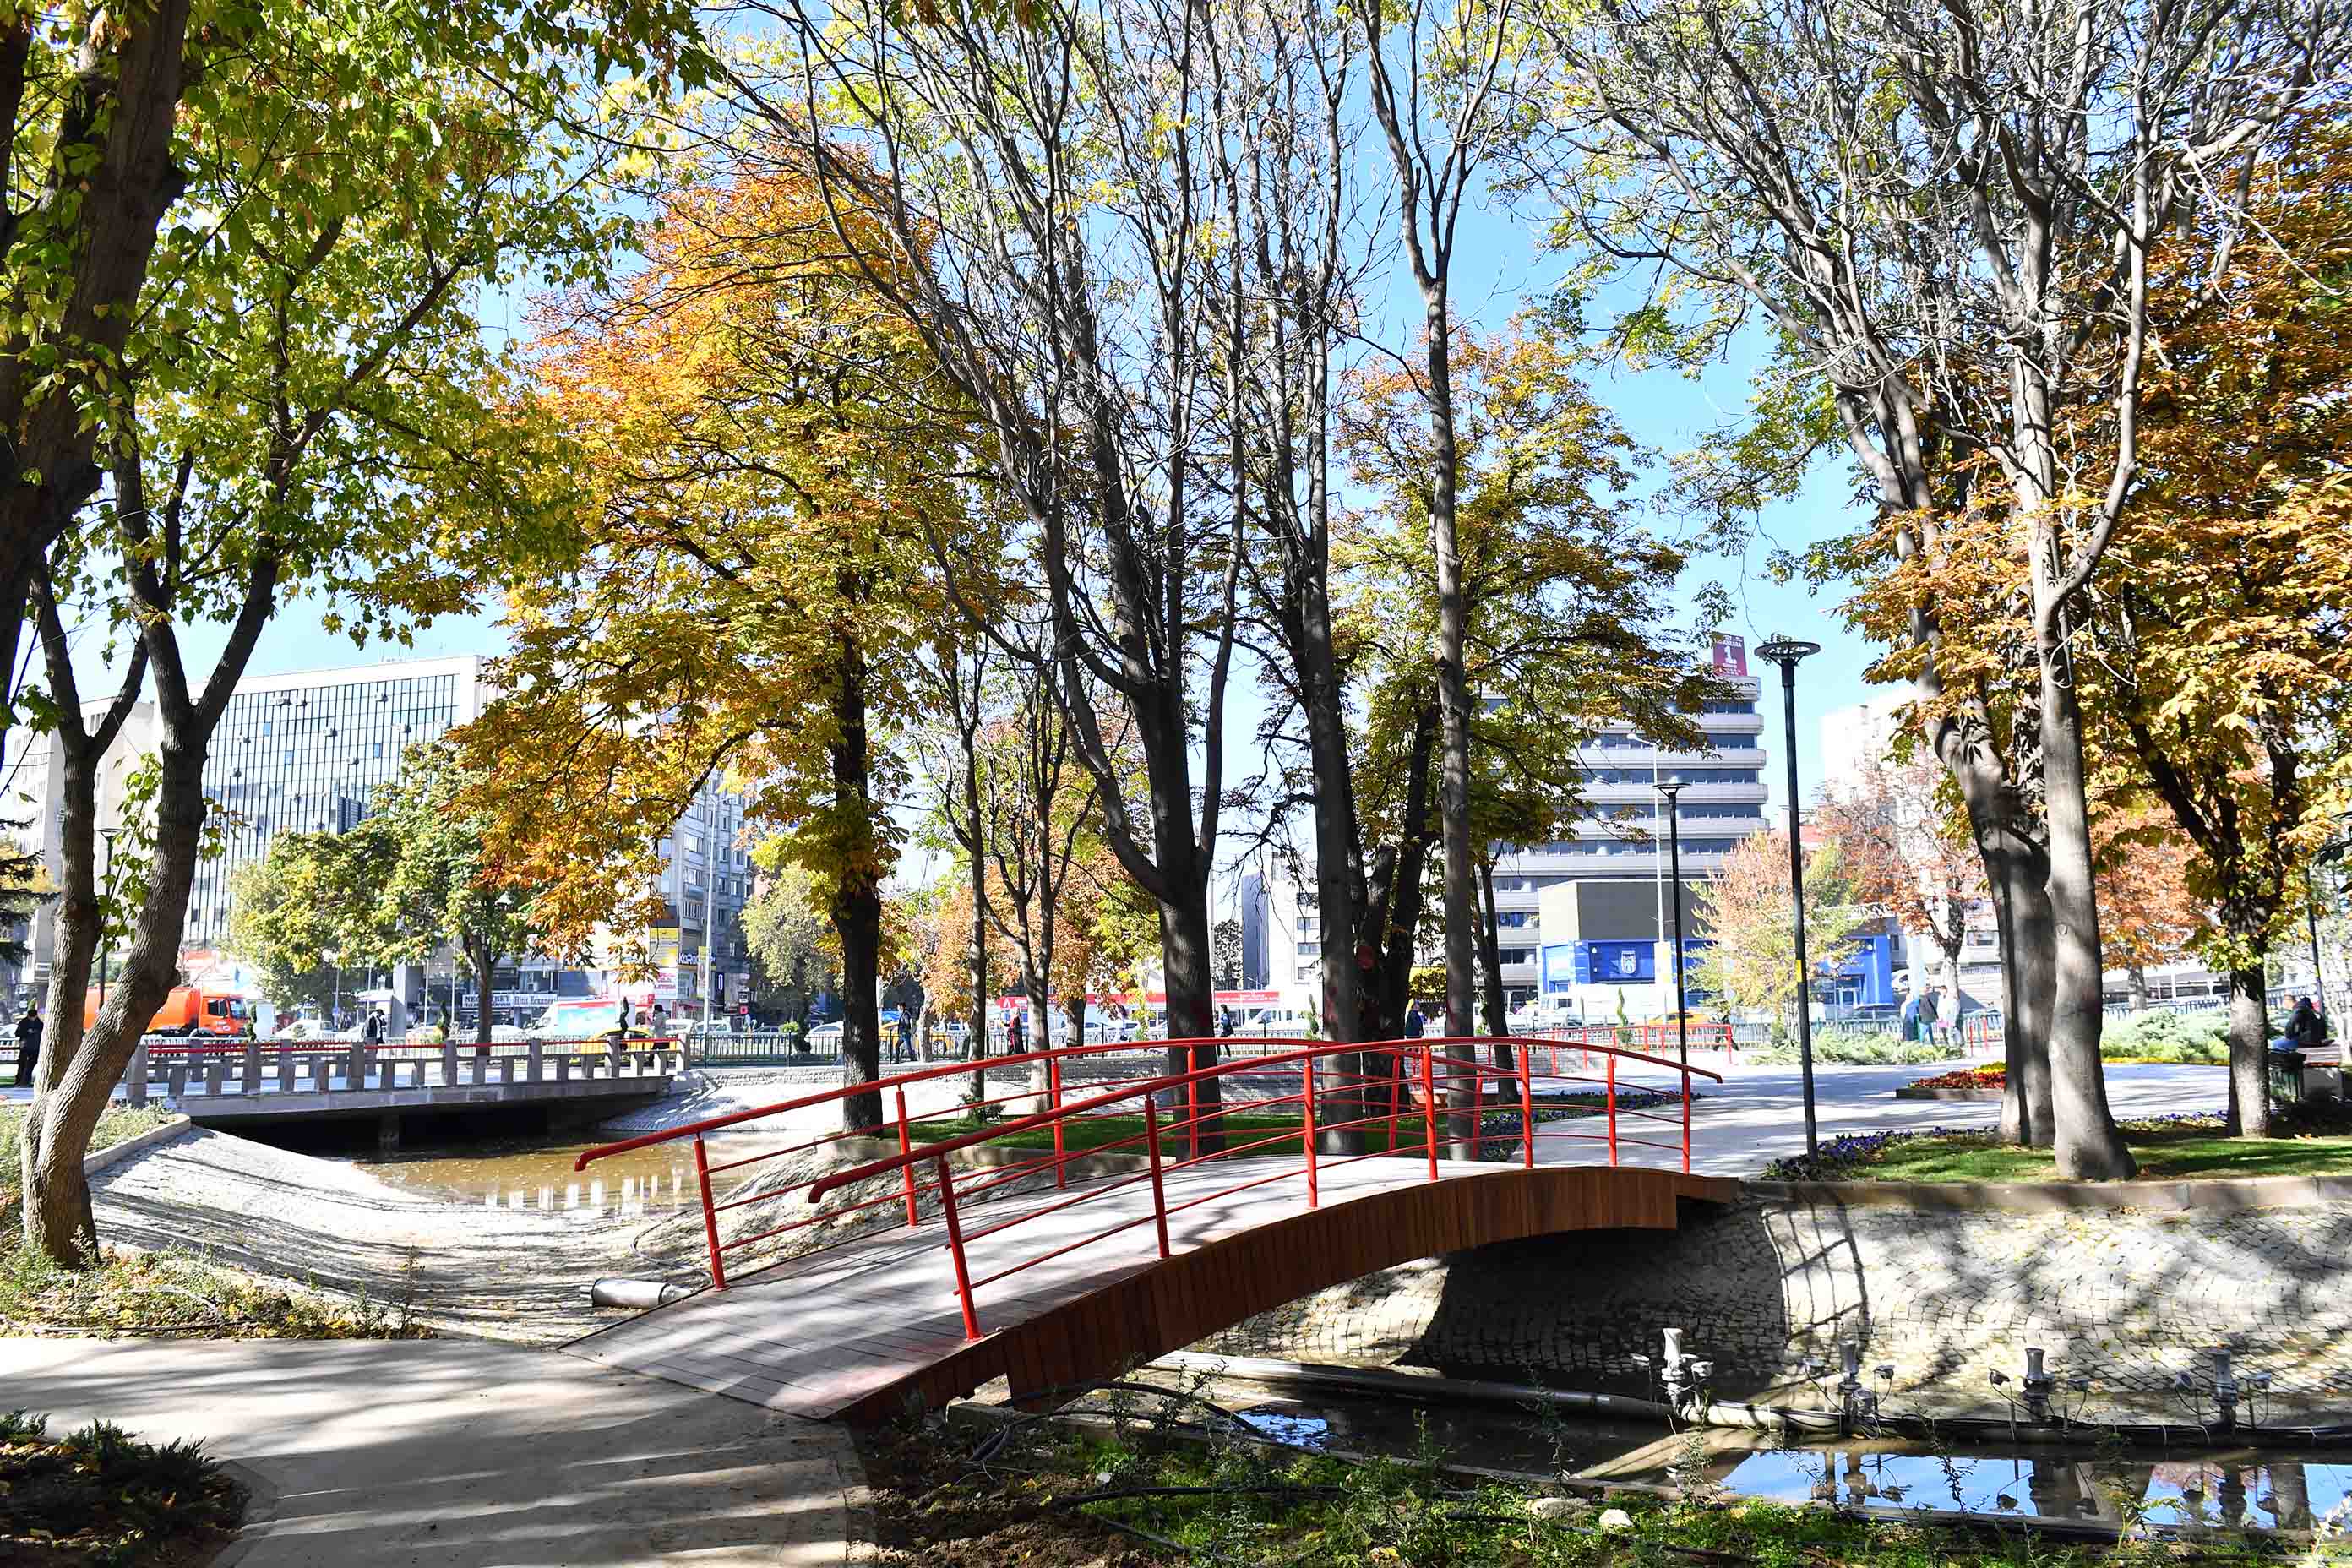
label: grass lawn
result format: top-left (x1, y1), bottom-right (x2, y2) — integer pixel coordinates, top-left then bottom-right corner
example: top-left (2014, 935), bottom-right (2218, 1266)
top-left (1782, 1114), bottom-right (2352, 1184)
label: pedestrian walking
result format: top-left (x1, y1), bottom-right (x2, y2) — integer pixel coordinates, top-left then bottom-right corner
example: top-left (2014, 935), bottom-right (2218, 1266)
top-left (1936, 987), bottom-right (1961, 1048)
top-left (361, 1010), bottom-right (384, 1046)
top-left (12, 1007), bottom-right (41, 1087)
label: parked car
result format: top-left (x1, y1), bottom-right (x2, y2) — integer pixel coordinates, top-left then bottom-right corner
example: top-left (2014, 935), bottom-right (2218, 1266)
top-left (806, 1021), bottom-right (845, 1050)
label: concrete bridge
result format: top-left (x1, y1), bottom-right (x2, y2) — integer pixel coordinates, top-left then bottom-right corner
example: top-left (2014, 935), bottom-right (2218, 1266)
top-left (122, 1040), bottom-right (683, 1149)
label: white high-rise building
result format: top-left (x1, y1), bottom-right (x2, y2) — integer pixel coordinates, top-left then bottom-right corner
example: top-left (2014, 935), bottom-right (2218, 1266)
top-left (5, 652), bottom-right (754, 1020)
top-left (1258, 635), bottom-right (1771, 1010)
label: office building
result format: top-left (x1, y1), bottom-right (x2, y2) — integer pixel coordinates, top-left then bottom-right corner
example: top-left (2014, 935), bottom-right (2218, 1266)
top-left (8, 652), bottom-right (753, 1019)
top-left (1255, 634), bottom-right (1772, 1012)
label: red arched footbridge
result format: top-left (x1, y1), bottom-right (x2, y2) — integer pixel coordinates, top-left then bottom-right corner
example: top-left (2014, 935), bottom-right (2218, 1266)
top-left (564, 1035), bottom-right (1734, 1424)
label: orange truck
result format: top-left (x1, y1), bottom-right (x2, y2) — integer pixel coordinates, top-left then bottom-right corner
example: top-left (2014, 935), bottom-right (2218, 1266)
top-left (82, 985), bottom-right (256, 1038)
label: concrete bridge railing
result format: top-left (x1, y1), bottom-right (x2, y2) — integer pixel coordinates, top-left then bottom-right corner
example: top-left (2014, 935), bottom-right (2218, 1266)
top-left (122, 1040), bottom-right (687, 1107)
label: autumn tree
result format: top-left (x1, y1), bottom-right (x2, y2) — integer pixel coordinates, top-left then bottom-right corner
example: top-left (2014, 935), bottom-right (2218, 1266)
top-left (743, 859), bottom-right (840, 1032)
top-left (227, 744), bottom-right (544, 1045)
top-left (1357, 0), bottom-right (1543, 1043)
top-left (1530, 0), bottom-right (2344, 1175)
top-left (2077, 125), bottom-right (2352, 1135)
top-left (17, 0), bottom-right (675, 1262)
top-left (741, 0), bottom-right (1247, 1101)
top-left (458, 158), bottom-right (988, 1131)
top-left (1690, 832), bottom-right (1865, 1036)
top-left (2092, 808), bottom-right (2205, 1013)
top-left (1816, 763), bottom-right (1986, 1006)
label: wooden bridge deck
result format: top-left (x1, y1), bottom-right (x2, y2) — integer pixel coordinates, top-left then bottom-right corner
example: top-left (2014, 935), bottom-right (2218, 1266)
top-left (565, 1157), bottom-right (1737, 1424)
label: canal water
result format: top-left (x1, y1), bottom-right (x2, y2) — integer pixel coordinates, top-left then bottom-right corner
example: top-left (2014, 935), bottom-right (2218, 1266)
top-left (1187, 1380), bottom-right (2352, 1534)
top-left (350, 1130), bottom-right (777, 1219)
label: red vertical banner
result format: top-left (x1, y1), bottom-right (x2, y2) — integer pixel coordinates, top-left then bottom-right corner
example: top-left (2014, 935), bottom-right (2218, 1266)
top-left (1712, 632), bottom-right (1748, 677)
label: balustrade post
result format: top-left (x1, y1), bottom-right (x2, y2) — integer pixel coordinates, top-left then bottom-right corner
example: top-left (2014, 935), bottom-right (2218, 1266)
top-left (1303, 1054), bottom-right (1318, 1207)
top-left (1518, 1043), bottom-right (1536, 1168)
top-left (933, 1157), bottom-right (983, 1340)
top-left (1418, 1045), bottom-right (1439, 1179)
top-left (1607, 1054), bottom-right (1619, 1165)
top-left (1142, 1097), bottom-right (1172, 1259)
top-left (694, 1136), bottom-right (728, 1290)
top-left (1050, 1058), bottom-right (1065, 1190)
top-left (528, 1042), bottom-right (543, 1083)
top-left (275, 1047), bottom-right (292, 1094)
top-left (441, 1042), bottom-right (459, 1088)
top-left (896, 1088), bottom-right (919, 1228)
top-left (1681, 1064), bottom-right (1693, 1173)
top-left (241, 1042), bottom-right (261, 1095)
top-left (127, 1041), bottom-right (148, 1107)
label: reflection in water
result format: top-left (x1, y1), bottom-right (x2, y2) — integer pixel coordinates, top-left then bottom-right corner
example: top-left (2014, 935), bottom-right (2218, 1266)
top-left (1203, 1384), bottom-right (2349, 1536)
top-left (1621, 1447), bottom-right (2343, 1532)
top-left (355, 1132), bottom-right (770, 1220)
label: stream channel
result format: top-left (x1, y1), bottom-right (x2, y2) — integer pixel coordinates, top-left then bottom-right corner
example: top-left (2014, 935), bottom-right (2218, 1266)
top-left (299, 1129), bottom-right (2345, 1538)
top-left (1165, 1373), bottom-right (2352, 1537)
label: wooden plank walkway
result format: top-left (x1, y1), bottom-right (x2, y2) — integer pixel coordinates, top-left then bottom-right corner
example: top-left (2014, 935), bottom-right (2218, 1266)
top-left (565, 1157), bottom-right (1738, 1424)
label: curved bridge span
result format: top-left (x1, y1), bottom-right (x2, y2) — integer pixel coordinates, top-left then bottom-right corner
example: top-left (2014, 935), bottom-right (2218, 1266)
top-left (564, 1037), bottom-right (1737, 1424)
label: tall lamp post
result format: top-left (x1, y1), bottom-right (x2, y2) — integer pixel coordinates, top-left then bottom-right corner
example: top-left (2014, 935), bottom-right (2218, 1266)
top-left (1756, 636), bottom-right (1822, 1157)
top-left (1654, 777), bottom-right (1690, 1069)
top-left (94, 825), bottom-right (124, 1010)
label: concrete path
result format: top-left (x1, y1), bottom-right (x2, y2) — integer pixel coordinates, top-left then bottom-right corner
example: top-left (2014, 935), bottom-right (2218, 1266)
top-left (0, 1337), bottom-right (862, 1566)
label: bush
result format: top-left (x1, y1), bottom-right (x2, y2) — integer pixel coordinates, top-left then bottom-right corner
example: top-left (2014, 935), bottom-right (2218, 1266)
top-left (1744, 1028), bottom-right (1951, 1066)
top-left (2102, 1008), bottom-right (2228, 1063)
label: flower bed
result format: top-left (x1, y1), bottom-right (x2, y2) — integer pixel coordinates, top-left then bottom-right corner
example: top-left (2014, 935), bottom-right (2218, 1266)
top-left (1894, 1064), bottom-right (2006, 1101)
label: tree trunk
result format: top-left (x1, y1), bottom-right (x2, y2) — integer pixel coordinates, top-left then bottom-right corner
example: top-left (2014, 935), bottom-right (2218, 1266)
top-left (1300, 569), bottom-right (1367, 1153)
top-left (1477, 858), bottom-right (1512, 1073)
top-left (2127, 965), bottom-right (2148, 1014)
top-left (1159, 890), bottom-right (1225, 1154)
top-left (2033, 644), bottom-right (2136, 1179)
top-left (21, 740), bottom-right (102, 1257)
top-left (27, 739), bottom-right (209, 1264)
top-left (1991, 837), bottom-right (2058, 1147)
top-left (1426, 310), bottom-right (1480, 1159)
top-left (471, 935), bottom-right (497, 1051)
top-left (829, 645), bottom-right (884, 1131)
top-left (2224, 961), bottom-right (2270, 1139)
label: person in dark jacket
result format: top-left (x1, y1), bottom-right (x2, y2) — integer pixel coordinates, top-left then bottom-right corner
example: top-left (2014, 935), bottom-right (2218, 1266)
top-left (12, 1008), bottom-right (41, 1087)
top-left (2287, 996), bottom-right (2328, 1048)
top-left (1403, 1005), bottom-right (1426, 1040)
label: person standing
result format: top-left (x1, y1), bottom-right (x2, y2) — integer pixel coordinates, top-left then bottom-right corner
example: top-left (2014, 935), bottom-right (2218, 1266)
top-left (361, 1010), bottom-right (384, 1046)
top-left (1936, 987), bottom-right (1961, 1049)
top-left (1404, 1004), bottom-right (1426, 1040)
top-left (12, 1007), bottom-right (41, 1088)
top-left (1007, 1006), bottom-right (1027, 1055)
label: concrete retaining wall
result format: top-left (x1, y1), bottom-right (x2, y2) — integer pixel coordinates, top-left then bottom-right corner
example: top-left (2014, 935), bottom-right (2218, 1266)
top-left (1190, 1186), bottom-right (2352, 1418)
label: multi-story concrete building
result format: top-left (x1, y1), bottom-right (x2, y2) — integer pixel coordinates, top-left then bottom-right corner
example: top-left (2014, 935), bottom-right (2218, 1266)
top-left (8, 653), bottom-right (754, 1021)
top-left (1255, 634), bottom-right (1772, 1013)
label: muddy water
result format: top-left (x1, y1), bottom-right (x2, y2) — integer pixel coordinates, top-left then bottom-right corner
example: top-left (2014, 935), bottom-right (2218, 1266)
top-left (355, 1130), bottom-right (776, 1219)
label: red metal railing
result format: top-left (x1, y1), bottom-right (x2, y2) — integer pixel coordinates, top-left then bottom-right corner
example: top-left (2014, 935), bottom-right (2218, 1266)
top-left (574, 1033), bottom-right (1718, 1331)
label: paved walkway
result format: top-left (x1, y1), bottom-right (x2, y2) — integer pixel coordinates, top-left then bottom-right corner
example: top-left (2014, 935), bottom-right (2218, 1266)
top-left (0, 1337), bottom-right (862, 1566)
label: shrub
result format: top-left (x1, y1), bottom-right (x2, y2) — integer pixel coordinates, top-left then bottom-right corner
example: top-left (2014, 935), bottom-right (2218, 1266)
top-left (2102, 1009), bottom-right (2228, 1063)
top-left (1744, 1028), bottom-right (1950, 1066)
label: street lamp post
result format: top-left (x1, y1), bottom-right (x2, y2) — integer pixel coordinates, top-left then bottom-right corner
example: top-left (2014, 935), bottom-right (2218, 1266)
top-left (1756, 636), bottom-right (1823, 1158)
top-left (1656, 777), bottom-right (1690, 1070)
top-left (95, 826), bottom-right (124, 1010)
top-left (2316, 808), bottom-right (2352, 1026)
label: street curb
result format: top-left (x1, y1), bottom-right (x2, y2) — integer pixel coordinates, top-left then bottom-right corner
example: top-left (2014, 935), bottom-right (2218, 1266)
top-left (210, 1458), bottom-right (280, 1567)
top-left (81, 1116), bottom-right (193, 1176)
top-left (1892, 1086), bottom-right (2002, 1101)
top-left (1745, 1172), bottom-right (2352, 1212)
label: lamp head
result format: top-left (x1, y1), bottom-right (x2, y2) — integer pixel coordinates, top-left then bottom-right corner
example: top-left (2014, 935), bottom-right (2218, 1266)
top-left (1654, 775), bottom-right (1685, 800)
top-left (1754, 637), bottom-right (1821, 667)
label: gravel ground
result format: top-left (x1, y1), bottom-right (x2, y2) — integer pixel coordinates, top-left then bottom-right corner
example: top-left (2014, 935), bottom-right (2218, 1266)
top-left (87, 1127), bottom-right (705, 1342)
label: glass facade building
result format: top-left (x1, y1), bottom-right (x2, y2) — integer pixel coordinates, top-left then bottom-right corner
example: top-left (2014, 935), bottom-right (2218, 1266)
top-left (186, 656), bottom-right (486, 947)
